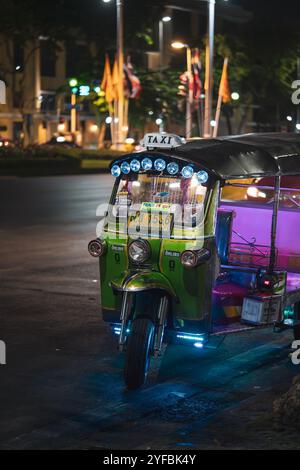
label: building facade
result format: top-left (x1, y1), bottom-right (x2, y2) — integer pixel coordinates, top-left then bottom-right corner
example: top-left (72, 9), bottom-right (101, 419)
top-left (0, 37), bottom-right (100, 147)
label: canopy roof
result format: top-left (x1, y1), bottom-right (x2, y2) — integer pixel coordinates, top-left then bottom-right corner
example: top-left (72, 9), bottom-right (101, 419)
top-left (160, 133), bottom-right (300, 180)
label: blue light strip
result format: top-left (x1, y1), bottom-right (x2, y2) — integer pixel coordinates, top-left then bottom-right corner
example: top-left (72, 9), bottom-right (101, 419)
top-left (176, 333), bottom-right (205, 342)
top-left (111, 158), bottom-right (209, 183)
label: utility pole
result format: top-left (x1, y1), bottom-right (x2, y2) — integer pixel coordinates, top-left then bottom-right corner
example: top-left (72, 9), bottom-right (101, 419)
top-left (71, 92), bottom-right (77, 134)
top-left (204, 0), bottom-right (215, 138)
top-left (116, 0), bottom-right (124, 149)
top-left (297, 58), bottom-right (300, 133)
top-left (186, 47), bottom-right (193, 139)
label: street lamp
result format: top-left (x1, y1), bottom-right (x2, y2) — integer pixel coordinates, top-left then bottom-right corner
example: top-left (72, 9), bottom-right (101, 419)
top-left (203, 0), bottom-right (215, 138)
top-left (102, 0), bottom-right (124, 149)
top-left (171, 41), bottom-right (192, 139)
top-left (159, 15), bottom-right (172, 69)
top-left (231, 92), bottom-right (240, 101)
top-left (68, 78), bottom-right (78, 134)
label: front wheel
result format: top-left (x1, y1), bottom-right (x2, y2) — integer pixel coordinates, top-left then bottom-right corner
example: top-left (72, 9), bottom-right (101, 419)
top-left (124, 318), bottom-right (154, 390)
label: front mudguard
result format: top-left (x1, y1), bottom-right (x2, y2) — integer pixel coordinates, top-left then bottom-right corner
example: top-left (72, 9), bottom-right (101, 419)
top-left (110, 270), bottom-right (178, 302)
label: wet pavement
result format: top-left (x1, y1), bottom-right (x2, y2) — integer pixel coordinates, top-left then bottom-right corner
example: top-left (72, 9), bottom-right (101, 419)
top-left (0, 175), bottom-right (299, 450)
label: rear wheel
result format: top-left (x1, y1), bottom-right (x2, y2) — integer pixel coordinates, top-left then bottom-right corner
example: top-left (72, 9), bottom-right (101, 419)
top-left (124, 318), bottom-right (155, 390)
top-left (294, 303), bottom-right (300, 340)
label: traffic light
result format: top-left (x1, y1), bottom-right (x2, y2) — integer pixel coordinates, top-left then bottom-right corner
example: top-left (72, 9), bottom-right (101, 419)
top-left (69, 78), bottom-right (78, 88)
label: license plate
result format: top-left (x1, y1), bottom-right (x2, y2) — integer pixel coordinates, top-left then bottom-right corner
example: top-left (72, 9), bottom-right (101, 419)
top-left (128, 211), bottom-right (174, 236)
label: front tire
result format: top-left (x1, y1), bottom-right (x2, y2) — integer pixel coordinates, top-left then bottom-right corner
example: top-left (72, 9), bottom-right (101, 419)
top-left (124, 318), bottom-right (154, 390)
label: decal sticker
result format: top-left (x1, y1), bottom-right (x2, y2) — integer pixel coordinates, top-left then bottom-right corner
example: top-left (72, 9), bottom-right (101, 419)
top-left (111, 245), bottom-right (125, 252)
top-left (115, 191), bottom-right (131, 206)
top-left (164, 250), bottom-right (180, 258)
top-left (169, 260), bottom-right (176, 272)
top-left (141, 202), bottom-right (172, 213)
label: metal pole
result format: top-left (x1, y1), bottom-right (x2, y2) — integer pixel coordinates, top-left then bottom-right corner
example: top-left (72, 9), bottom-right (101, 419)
top-left (71, 93), bottom-right (76, 134)
top-left (159, 20), bottom-right (163, 69)
top-left (297, 58), bottom-right (300, 133)
top-left (204, 0), bottom-right (215, 138)
top-left (186, 46), bottom-right (192, 139)
top-left (117, 0), bottom-right (124, 148)
top-left (269, 175), bottom-right (281, 273)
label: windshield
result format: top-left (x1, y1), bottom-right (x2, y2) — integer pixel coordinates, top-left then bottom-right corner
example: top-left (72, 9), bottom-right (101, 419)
top-left (105, 172), bottom-right (211, 239)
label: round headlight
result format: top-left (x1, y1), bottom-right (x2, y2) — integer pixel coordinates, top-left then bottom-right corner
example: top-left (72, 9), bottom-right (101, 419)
top-left (181, 165), bottom-right (194, 178)
top-left (130, 159), bottom-right (141, 172)
top-left (197, 170), bottom-right (209, 183)
top-left (180, 248), bottom-right (211, 268)
top-left (154, 158), bottom-right (166, 171)
top-left (180, 250), bottom-right (198, 268)
top-left (167, 162), bottom-right (179, 175)
top-left (111, 164), bottom-right (121, 177)
top-left (88, 239), bottom-right (107, 258)
top-left (141, 157), bottom-right (153, 170)
top-left (128, 239), bottom-right (151, 264)
top-left (121, 162), bottom-right (130, 174)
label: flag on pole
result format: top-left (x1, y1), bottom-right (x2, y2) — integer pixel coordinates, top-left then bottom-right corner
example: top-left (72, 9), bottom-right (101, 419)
top-left (101, 54), bottom-right (115, 104)
top-left (191, 48), bottom-right (202, 101)
top-left (218, 58), bottom-right (231, 103)
top-left (123, 57), bottom-right (142, 99)
top-left (204, 45), bottom-right (210, 94)
top-left (213, 57), bottom-right (230, 138)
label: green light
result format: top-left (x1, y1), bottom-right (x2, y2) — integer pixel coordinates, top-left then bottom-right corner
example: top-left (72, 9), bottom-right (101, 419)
top-left (71, 87), bottom-right (78, 95)
top-left (69, 78), bottom-right (78, 87)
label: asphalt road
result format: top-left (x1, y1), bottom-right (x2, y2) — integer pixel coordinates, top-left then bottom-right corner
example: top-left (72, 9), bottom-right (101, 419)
top-left (0, 174), bottom-right (299, 450)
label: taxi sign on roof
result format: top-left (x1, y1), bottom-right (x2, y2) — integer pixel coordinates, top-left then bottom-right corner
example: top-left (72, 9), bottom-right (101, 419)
top-left (140, 133), bottom-right (185, 150)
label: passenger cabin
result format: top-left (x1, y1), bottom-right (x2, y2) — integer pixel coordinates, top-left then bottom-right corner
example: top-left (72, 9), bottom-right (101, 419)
top-left (162, 133), bottom-right (300, 330)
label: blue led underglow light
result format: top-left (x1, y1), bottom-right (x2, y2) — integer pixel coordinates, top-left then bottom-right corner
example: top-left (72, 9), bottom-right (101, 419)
top-left (167, 162), bottom-right (179, 175)
top-left (130, 159), bottom-right (141, 172)
top-left (154, 158), bottom-right (166, 171)
top-left (141, 157), bottom-right (153, 170)
top-left (121, 161), bottom-right (130, 174)
top-left (176, 334), bottom-right (204, 342)
top-left (111, 164), bottom-right (121, 177)
top-left (194, 342), bottom-right (204, 349)
top-left (181, 165), bottom-right (194, 178)
top-left (197, 170), bottom-right (209, 183)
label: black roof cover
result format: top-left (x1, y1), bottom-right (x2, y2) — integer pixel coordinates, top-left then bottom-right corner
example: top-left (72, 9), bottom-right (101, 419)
top-left (162, 133), bottom-right (300, 180)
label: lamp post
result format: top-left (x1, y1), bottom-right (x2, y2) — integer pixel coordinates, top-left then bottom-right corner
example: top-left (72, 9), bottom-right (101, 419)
top-left (203, 0), bottom-right (215, 138)
top-left (69, 78), bottom-right (78, 134)
top-left (102, 0), bottom-right (124, 149)
top-left (171, 42), bottom-right (192, 139)
top-left (159, 15), bottom-right (172, 69)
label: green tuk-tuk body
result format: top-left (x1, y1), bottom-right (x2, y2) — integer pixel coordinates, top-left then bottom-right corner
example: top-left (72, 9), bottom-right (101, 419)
top-left (89, 132), bottom-right (300, 389)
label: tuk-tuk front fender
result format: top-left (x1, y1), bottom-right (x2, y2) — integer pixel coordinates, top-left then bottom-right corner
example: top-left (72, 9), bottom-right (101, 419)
top-left (110, 271), bottom-right (178, 302)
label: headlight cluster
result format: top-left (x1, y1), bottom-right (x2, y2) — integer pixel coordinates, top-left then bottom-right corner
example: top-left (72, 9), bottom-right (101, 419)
top-left (180, 248), bottom-right (211, 269)
top-left (128, 239), bottom-right (151, 264)
top-left (88, 239), bottom-right (107, 258)
top-left (111, 158), bottom-right (209, 183)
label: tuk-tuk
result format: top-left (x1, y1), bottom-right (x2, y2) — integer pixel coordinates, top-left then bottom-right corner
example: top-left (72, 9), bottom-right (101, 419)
top-left (89, 132), bottom-right (300, 389)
